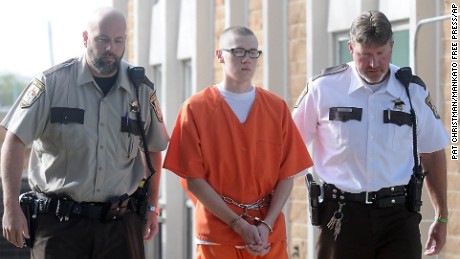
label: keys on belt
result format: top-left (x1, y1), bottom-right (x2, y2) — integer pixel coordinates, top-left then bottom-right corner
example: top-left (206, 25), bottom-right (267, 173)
top-left (323, 184), bottom-right (407, 207)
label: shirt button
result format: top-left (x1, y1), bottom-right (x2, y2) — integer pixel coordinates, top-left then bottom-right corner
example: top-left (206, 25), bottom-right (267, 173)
top-left (100, 145), bottom-right (104, 149)
top-left (100, 123), bottom-right (104, 127)
top-left (98, 167), bottom-right (103, 171)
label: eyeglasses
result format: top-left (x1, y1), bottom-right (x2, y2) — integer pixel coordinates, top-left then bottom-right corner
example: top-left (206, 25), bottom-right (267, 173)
top-left (221, 48), bottom-right (262, 58)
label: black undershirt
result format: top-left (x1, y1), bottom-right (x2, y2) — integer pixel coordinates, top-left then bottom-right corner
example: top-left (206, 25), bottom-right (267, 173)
top-left (94, 72), bottom-right (118, 96)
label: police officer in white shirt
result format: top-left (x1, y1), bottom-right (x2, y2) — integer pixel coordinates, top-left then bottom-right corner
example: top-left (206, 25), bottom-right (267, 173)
top-left (293, 10), bottom-right (448, 259)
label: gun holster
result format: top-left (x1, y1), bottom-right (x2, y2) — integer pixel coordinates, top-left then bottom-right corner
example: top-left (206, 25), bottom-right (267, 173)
top-left (305, 173), bottom-right (323, 226)
top-left (103, 194), bottom-right (130, 222)
top-left (129, 179), bottom-right (149, 221)
top-left (406, 167), bottom-right (426, 212)
top-left (19, 192), bottom-right (39, 247)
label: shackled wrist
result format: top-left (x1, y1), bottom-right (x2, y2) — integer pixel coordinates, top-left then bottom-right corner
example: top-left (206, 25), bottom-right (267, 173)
top-left (254, 217), bottom-right (273, 233)
top-left (230, 215), bottom-right (244, 229)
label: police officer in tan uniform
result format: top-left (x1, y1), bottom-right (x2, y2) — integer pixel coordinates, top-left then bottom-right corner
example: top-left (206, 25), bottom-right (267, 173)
top-left (1, 7), bottom-right (169, 259)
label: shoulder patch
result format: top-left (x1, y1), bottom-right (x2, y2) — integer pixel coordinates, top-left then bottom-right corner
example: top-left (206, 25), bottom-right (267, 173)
top-left (312, 64), bottom-right (349, 81)
top-left (149, 91), bottom-right (164, 122)
top-left (425, 93), bottom-right (441, 119)
top-left (20, 79), bottom-right (45, 108)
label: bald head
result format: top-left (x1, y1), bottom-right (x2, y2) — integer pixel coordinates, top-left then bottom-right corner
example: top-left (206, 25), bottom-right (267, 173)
top-left (83, 7), bottom-right (127, 77)
top-left (219, 26), bottom-right (258, 49)
top-left (86, 7), bottom-right (126, 35)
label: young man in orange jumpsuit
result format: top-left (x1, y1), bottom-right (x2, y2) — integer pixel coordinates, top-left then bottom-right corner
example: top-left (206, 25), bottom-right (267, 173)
top-left (163, 26), bottom-right (313, 259)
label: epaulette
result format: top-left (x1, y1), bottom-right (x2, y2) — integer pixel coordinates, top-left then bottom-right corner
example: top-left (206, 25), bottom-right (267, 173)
top-left (142, 75), bottom-right (156, 91)
top-left (312, 64), bottom-right (349, 81)
top-left (42, 58), bottom-right (77, 76)
top-left (294, 64), bottom-right (349, 108)
top-left (411, 75), bottom-right (426, 90)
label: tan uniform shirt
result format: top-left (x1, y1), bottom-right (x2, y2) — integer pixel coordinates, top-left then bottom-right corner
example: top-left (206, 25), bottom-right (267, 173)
top-left (1, 55), bottom-right (169, 202)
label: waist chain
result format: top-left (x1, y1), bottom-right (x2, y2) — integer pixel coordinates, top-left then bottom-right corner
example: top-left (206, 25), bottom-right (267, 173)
top-left (220, 192), bottom-right (272, 220)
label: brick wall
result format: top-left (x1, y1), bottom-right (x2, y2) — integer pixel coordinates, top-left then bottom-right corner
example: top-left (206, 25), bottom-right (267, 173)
top-left (287, 0), bottom-right (309, 258)
top-left (288, 0), bottom-right (307, 108)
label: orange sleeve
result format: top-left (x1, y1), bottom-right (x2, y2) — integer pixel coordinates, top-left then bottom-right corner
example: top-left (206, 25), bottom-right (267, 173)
top-left (163, 101), bottom-right (207, 179)
top-left (278, 99), bottom-right (313, 179)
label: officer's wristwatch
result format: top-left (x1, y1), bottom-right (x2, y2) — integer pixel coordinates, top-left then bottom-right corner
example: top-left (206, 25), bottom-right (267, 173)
top-left (147, 205), bottom-right (161, 215)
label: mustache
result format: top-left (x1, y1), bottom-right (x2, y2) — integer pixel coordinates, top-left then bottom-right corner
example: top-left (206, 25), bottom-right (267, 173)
top-left (102, 51), bottom-right (117, 58)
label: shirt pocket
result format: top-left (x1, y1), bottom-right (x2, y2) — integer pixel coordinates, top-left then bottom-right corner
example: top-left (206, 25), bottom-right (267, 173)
top-left (60, 124), bottom-right (86, 148)
top-left (382, 110), bottom-right (413, 149)
top-left (327, 107), bottom-right (362, 146)
top-left (50, 107), bottom-right (85, 149)
top-left (118, 116), bottom-right (143, 159)
top-left (118, 134), bottom-right (141, 159)
top-left (324, 120), bottom-right (350, 146)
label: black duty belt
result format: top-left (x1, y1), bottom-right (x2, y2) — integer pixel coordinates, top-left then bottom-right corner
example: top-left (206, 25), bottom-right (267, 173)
top-left (34, 193), bottom-right (134, 222)
top-left (323, 184), bottom-right (407, 208)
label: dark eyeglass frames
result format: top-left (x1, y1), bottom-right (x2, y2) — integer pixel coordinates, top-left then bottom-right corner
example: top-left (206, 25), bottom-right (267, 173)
top-left (220, 48), bottom-right (262, 58)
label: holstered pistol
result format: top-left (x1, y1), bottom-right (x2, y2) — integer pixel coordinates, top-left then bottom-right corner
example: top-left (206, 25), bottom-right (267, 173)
top-left (305, 173), bottom-right (322, 226)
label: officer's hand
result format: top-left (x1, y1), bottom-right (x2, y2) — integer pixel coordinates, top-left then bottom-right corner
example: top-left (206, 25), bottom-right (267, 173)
top-left (143, 211), bottom-right (159, 240)
top-left (424, 220), bottom-right (447, 255)
top-left (2, 204), bottom-right (29, 248)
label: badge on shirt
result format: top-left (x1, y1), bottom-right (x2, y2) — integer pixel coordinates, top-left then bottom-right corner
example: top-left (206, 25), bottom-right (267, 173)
top-left (130, 101), bottom-right (140, 113)
top-left (425, 93), bottom-right (441, 119)
top-left (392, 98), bottom-right (405, 111)
top-left (149, 91), bottom-right (164, 122)
top-left (20, 79), bottom-right (45, 108)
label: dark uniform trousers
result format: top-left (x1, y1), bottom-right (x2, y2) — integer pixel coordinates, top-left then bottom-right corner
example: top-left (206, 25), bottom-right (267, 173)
top-left (31, 212), bottom-right (145, 259)
top-left (316, 200), bottom-right (422, 259)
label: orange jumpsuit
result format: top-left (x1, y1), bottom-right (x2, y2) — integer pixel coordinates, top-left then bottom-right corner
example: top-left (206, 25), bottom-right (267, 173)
top-left (164, 86), bottom-right (312, 249)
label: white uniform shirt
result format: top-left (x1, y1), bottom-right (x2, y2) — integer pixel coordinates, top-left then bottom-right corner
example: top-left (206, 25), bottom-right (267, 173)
top-left (293, 61), bottom-right (448, 193)
top-left (1, 55), bottom-right (170, 202)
